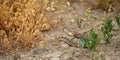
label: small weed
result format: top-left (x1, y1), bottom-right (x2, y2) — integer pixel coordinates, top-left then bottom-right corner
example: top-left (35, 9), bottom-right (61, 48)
top-left (79, 37), bottom-right (89, 48)
top-left (116, 16), bottom-right (120, 27)
top-left (101, 17), bottom-right (113, 43)
top-left (79, 29), bottom-right (100, 51)
top-left (76, 18), bottom-right (82, 28)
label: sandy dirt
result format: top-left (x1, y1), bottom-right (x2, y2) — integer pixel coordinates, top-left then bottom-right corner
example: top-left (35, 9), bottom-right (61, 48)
top-left (0, 0), bottom-right (120, 60)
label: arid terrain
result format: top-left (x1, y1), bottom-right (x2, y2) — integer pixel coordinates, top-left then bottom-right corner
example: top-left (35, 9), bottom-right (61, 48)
top-left (0, 0), bottom-right (120, 60)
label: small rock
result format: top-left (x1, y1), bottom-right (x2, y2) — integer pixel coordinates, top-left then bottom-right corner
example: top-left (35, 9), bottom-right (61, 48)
top-left (68, 32), bottom-right (73, 36)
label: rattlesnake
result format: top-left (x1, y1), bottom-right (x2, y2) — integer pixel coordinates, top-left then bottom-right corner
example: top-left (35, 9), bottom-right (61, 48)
top-left (55, 21), bottom-right (105, 47)
top-left (54, 36), bottom-right (78, 47)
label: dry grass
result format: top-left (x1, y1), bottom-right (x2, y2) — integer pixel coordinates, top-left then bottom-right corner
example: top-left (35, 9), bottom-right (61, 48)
top-left (0, 0), bottom-right (50, 54)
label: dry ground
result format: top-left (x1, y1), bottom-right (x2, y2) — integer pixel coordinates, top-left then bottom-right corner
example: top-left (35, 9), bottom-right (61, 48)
top-left (0, 0), bottom-right (120, 60)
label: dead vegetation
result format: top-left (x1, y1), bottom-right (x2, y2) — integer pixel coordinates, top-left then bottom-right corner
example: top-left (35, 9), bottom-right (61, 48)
top-left (0, 0), bottom-right (50, 54)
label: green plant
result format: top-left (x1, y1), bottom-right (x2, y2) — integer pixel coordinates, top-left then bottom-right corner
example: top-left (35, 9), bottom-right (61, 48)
top-left (101, 17), bottom-right (113, 43)
top-left (116, 16), bottom-right (120, 27)
top-left (79, 37), bottom-right (89, 48)
top-left (79, 29), bottom-right (100, 51)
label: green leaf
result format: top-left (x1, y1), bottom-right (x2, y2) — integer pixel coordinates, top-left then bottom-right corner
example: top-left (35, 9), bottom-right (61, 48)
top-left (86, 41), bottom-right (92, 48)
top-left (97, 34), bottom-right (101, 41)
top-left (116, 16), bottom-right (120, 27)
top-left (101, 17), bottom-right (113, 42)
top-left (89, 29), bottom-right (98, 41)
top-left (79, 37), bottom-right (89, 47)
top-left (88, 41), bottom-right (96, 48)
top-left (79, 39), bottom-right (85, 47)
top-left (86, 40), bottom-right (96, 51)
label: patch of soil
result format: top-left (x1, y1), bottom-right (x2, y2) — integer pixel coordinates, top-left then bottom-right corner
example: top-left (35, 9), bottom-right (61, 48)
top-left (0, 0), bottom-right (120, 60)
